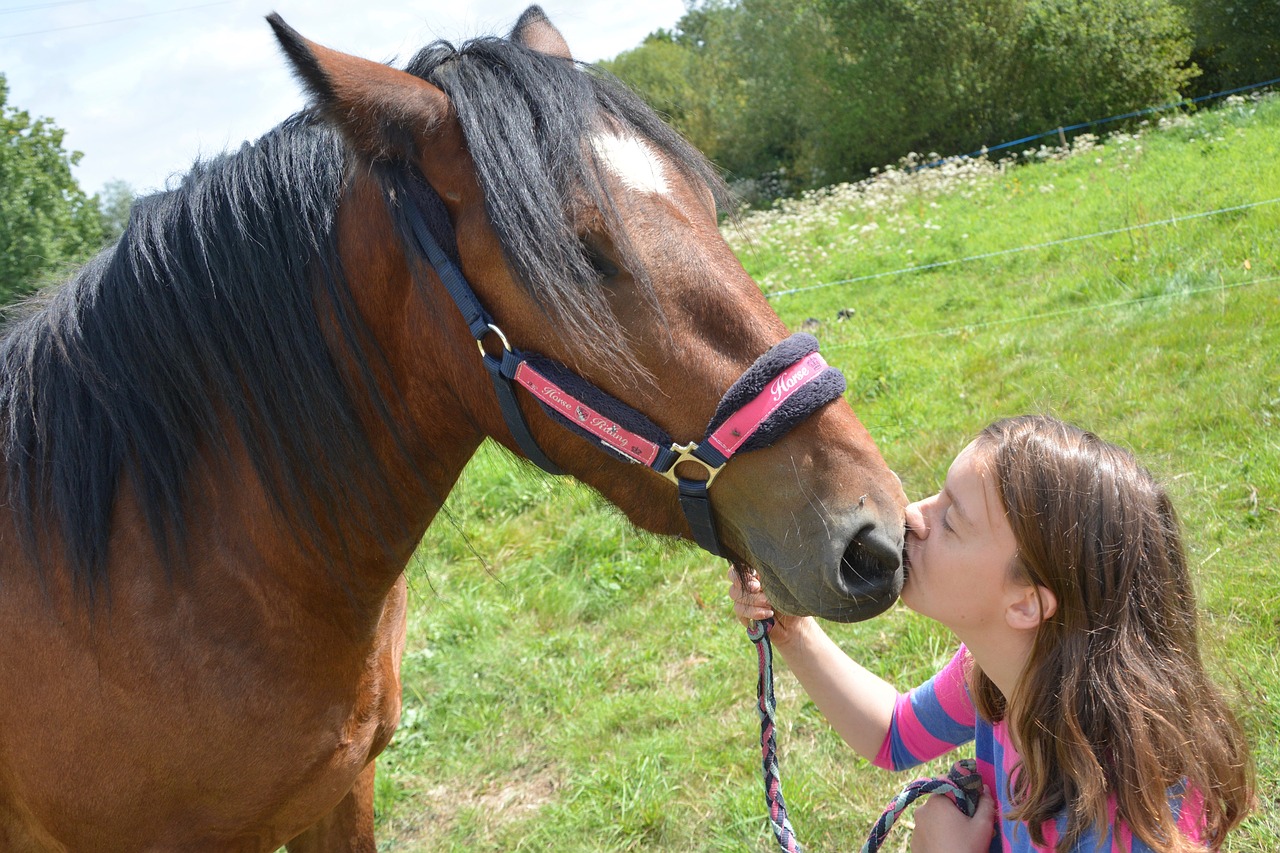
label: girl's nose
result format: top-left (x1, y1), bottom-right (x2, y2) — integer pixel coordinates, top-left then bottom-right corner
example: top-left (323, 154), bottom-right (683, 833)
top-left (905, 500), bottom-right (928, 539)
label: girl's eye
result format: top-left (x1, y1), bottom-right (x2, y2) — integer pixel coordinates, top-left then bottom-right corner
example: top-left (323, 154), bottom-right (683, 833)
top-left (940, 512), bottom-right (955, 534)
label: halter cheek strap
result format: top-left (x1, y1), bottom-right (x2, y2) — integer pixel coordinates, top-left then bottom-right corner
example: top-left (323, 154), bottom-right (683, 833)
top-left (489, 331), bottom-right (844, 556)
top-left (392, 173), bottom-right (847, 557)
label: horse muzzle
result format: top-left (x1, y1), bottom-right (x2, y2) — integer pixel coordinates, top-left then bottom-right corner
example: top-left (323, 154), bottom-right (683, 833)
top-left (735, 495), bottom-right (905, 623)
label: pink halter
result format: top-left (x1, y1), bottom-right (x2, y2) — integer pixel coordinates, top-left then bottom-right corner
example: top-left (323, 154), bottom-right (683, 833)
top-left (398, 175), bottom-right (847, 557)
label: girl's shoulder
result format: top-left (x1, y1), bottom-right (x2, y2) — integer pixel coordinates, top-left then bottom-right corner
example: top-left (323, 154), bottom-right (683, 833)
top-left (874, 647), bottom-right (979, 770)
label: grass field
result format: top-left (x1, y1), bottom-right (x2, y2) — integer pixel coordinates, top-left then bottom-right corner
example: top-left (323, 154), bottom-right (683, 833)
top-left (373, 94), bottom-right (1280, 851)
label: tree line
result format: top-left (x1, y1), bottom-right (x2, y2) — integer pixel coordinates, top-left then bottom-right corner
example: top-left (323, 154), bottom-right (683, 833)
top-left (600, 0), bottom-right (1278, 202)
top-left (3, 0), bottom-right (1275, 304)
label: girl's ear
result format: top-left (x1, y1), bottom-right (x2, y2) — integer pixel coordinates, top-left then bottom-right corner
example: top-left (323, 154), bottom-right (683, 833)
top-left (1006, 584), bottom-right (1057, 630)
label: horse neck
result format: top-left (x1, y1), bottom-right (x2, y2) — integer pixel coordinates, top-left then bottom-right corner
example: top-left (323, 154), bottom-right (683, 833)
top-left (316, 177), bottom-right (489, 583)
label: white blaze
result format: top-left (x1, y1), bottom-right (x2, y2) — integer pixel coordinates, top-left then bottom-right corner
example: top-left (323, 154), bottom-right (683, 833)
top-left (592, 132), bottom-right (671, 197)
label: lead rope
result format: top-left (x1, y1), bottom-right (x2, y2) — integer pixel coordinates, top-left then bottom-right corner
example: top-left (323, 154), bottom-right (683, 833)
top-left (746, 618), bottom-right (984, 853)
top-left (746, 617), bottom-right (805, 852)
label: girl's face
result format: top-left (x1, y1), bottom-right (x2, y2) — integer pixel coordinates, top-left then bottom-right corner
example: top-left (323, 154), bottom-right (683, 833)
top-left (901, 442), bottom-right (1023, 638)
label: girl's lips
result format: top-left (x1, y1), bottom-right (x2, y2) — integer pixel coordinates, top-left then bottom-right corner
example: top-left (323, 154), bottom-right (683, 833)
top-left (901, 537), bottom-right (913, 582)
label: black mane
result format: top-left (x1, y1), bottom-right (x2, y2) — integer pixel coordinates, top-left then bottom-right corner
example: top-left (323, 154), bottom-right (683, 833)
top-left (0, 114), bottom-right (389, 594)
top-left (0, 31), bottom-right (726, 596)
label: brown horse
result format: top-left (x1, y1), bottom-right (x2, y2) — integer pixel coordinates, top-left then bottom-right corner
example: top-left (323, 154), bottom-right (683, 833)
top-left (0, 8), bottom-right (904, 851)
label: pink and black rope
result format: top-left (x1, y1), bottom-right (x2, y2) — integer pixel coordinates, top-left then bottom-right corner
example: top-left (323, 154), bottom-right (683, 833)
top-left (747, 617), bottom-right (805, 853)
top-left (746, 618), bottom-right (983, 853)
top-left (859, 759), bottom-right (982, 853)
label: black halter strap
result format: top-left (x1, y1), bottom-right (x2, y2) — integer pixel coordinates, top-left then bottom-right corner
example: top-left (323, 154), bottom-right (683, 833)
top-left (393, 175), bottom-right (847, 557)
top-left (396, 178), bottom-right (567, 476)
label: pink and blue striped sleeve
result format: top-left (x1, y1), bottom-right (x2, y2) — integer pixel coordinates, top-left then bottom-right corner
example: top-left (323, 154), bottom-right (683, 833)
top-left (873, 647), bottom-right (978, 771)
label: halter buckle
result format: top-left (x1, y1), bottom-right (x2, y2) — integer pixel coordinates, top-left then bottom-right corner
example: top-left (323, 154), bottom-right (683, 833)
top-left (660, 441), bottom-right (725, 487)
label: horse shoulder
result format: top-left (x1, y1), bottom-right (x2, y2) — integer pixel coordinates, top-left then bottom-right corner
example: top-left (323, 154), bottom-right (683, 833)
top-left (0, 458), bottom-right (409, 850)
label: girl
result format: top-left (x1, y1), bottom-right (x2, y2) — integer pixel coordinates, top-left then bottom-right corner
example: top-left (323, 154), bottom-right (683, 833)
top-left (729, 415), bottom-right (1253, 852)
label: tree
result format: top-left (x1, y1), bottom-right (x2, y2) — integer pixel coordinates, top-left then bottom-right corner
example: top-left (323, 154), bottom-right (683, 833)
top-left (1013, 0), bottom-right (1195, 127)
top-left (707, 0), bottom-right (834, 192)
top-left (0, 73), bottom-right (105, 306)
top-left (1179, 0), bottom-right (1280, 95)
top-left (98, 179), bottom-right (136, 244)
top-left (816, 0), bottom-right (1032, 180)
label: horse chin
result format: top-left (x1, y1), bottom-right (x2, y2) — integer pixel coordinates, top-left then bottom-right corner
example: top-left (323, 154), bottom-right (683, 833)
top-left (746, 552), bottom-right (904, 624)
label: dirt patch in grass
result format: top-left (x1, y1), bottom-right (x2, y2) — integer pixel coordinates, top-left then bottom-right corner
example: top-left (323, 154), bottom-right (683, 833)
top-left (381, 762), bottom-right (565, 850)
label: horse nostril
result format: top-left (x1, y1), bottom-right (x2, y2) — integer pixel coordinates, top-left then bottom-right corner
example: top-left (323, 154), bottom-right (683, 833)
top-left (855, 525), bottom-right (906, 571)
top-left (842, 525), bottom-right (903, 585)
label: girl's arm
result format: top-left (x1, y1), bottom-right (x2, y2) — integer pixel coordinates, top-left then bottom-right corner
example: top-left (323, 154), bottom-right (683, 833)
top-left (729, 567), bottom-right (900, 761)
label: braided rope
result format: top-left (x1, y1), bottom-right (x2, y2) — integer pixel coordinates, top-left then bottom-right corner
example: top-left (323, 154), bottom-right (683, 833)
top-left (747, 618), bottom-right (805, 852)
top-left (746, 619), bottom-right (983, 853)
top-left (859, 759), bottom-right (982, 853)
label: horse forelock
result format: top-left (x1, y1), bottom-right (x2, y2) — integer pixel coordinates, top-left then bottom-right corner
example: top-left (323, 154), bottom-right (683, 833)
top-left (0, 113), bottom-right (405, 596)
top-left (401, 35), bottom-right (730, 374)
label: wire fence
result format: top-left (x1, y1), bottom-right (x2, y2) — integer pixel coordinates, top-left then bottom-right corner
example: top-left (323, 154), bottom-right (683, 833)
top-left (827, 274), bottom-right (1280, 351)
top-left (921, 76), bottom-right (1280, 168)
top-left (767, 197), bottom-right (1280, 300)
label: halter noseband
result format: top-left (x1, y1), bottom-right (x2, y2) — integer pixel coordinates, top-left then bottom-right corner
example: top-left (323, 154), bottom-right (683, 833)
top-left (395, 174), bottom-right (847, 558)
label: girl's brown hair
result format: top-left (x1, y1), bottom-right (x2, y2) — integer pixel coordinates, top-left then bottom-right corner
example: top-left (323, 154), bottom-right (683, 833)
top-left (967, 416), bottom-right (1252, 852)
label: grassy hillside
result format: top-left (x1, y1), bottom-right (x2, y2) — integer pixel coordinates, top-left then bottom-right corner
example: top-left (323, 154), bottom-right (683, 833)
top-left (375, 94), bottom-right (1280, 851)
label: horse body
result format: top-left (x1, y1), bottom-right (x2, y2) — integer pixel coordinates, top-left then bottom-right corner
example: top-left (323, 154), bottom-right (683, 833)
top-left (0, 8), bottom-right (905, 849)
top-left (0, 449), bottom-right (410, 850)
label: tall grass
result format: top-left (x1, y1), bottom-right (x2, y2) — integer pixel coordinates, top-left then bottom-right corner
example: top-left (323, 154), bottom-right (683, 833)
top-left (374, 94), bottom-right (1280, 851)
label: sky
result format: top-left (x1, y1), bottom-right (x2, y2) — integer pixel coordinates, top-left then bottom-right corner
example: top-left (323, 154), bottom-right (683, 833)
top-left (2, 1), bottom-right (688, 196)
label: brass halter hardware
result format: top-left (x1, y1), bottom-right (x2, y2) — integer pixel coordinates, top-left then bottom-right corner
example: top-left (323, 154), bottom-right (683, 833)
top-left (660, 442), bottom-right (726, 487)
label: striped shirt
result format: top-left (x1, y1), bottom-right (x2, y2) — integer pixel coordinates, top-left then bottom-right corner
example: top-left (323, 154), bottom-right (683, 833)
top-left (872, 646), bottom-right (1205, 852)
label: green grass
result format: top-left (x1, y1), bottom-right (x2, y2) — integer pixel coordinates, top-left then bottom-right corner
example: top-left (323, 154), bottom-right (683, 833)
top-left (375, 95), bottom-right (1280, 851)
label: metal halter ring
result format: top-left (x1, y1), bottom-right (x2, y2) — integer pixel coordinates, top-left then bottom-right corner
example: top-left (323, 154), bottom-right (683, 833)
top-left (476, 322), bottom-right (512, 358)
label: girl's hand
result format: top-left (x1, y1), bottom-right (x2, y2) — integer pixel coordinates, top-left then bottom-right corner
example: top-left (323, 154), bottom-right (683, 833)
top-left (726, 565), bottom-right (812, 648)
top-left (910, 786), bottom-right (996, 853)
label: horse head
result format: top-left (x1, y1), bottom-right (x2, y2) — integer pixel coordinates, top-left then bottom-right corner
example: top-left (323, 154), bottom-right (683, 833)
top-left (267, 7), bottom-right (907, 622)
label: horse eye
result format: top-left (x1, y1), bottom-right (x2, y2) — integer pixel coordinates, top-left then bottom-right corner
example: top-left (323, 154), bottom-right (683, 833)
top-left (582, 238), bottom-right (621, 281)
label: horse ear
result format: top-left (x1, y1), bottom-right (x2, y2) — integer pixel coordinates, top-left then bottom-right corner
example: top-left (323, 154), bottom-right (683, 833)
top-left (510, 5), bottom-right (573, 60)
top-left (266, 13), bottom-right (450, 163)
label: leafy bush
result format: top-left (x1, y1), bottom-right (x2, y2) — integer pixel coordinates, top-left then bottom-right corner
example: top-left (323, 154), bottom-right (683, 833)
top-left (607, 0), bottom-right (1199, 198)
top-left (1180, 0), bottom-right (1280, 95)
top-left (0, 74), bottom-right (105, 306)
